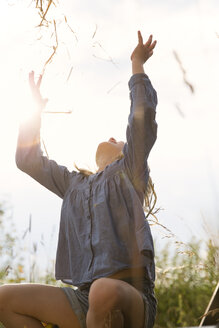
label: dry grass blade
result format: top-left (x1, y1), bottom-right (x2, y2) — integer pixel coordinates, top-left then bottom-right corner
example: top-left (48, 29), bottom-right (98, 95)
top-left (148, 217), bottom-right (175, 237)
top-left (4, 265), bottom-right (11, 275)
top-left (29, 214), bottom-right (32, 233)
top-left (144, 176), bottom-right (159, 219)
top-left (42, 19), bottom-right (58, 74)
top-left (177, 250), bottom-right (196, 257)
top-left (199, 308), bottom-right (219, 320)
top-left (22, 228), bottom-right (29, 239)
top-left (107, 81), bottom-right (121, 94)
top-left (39, 0), bottom-right (53, 26)
top-left (162, 264), bottom-right (187, 274)
top-left (22, 214), bottom-right (32, 239)
top-left (175, 102), bottom-right (185, 118)
top-left (92, 41), bottom-right (118, 68)
top-left (160, 262), bottom-right (206, 275)
top-left (64, 16), bottom-right (78, 42)
top-left (35, 0), bottom-right (43, 12)
top-left (44, 110), bottom-right (72, 114)
top-left (66, 66), bottom-right (73, 82)
top-left (92, 24), bottom-right (98, 39)
top-left (144, 180), bottom-right (197, 256)
top-left (173, 50), bottom-right (195, 94)
top-left (176, 242), bottom-right (196, 256)
top-left (143, 176), bottom-right (176, 237)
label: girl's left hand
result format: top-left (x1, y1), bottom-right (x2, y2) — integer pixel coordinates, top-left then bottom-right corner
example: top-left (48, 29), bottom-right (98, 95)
top-left (131, 31), bottom-right (157, 64)
top-left (29, 71), bottom-right (48, 112)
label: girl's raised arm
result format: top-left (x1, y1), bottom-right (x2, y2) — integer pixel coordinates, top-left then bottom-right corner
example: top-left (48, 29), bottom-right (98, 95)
top-left (122, 31), bottom-right (158, 191)
top-left (16, 72), bottom-right (74, 199)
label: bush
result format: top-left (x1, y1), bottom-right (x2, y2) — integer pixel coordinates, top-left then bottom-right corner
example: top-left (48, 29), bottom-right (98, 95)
top-left (154, 239), bottom-right (219, 327)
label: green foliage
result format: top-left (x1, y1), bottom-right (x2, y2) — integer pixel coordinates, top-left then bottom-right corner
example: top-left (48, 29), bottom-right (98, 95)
top-left (0, 203), bottom-right (16, 281)
top-left (154, 239), bottom-right (219, 328)
top-left (0, 203), bottom-right (27, 285)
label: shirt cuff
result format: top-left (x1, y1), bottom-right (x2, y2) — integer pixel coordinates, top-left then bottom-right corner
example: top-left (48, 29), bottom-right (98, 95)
top-left (128, 73), bottom-right (149, 90)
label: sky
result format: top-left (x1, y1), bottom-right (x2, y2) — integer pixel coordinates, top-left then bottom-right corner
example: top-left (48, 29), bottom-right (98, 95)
top-left (0, 0), bottom-right (219, 275)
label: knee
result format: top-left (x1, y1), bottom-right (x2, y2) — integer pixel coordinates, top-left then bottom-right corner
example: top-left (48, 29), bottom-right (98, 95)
top-left (89, 278), bottom-right (123, 312)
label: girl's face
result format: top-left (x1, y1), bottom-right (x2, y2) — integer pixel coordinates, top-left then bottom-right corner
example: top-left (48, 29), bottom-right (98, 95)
top-left (96, 138), bottom-right (125, 169)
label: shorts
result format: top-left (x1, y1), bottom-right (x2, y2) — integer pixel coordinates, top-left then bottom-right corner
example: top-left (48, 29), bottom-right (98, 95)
top-left (61, 275), bottom-right (157, 328)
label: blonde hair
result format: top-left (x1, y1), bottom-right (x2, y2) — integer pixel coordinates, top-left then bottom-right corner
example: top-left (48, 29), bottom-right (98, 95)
top-left (75, 152), bottom-right (158, 221)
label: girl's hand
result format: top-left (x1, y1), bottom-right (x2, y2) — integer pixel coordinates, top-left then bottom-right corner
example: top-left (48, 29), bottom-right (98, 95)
top-left (29, 71), bottom-right (48, 112)
top-left (131, 31), bottom-right (157, 65)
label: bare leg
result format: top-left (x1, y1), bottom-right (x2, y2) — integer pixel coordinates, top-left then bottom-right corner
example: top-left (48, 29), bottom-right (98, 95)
top-left (0, 311), bottom-right (44, 328)
top-left (86, 278), bottom-right (145, 328)
top-left (0, 283), bottom-right (80, 328)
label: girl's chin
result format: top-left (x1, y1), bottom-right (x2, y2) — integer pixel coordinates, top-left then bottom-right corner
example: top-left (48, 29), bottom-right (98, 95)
top-left (96, 142), bottom-right (122, 162)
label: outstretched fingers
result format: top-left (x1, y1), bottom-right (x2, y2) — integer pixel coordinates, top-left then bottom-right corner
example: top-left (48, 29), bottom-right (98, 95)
top-left (28, 71), bottom-right (48, 109)
top-left (138, 30), bottom-right (143, 45)
top-left (149, 40), bottom-right (157, 50)
top-left (144, 34), bottom-right (153, 47)
top-left (137, 32), bottom-right (157, 51)
top-left (37, 74), bottom-right (43, 88)
top-left (29, 71), bottom-right (35, 88)
top-left (145, 35), bottom-right (157, 51)
top-left (28, 71), bottom-right (43, 89)
top-left (131, 31), bottom-right (157, 64)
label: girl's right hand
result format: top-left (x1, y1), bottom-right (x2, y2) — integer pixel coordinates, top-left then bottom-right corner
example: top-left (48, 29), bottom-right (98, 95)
top-left (131, 31), bottom-right (157, 65)
top-left (29, 71), bottom-right (48, 112)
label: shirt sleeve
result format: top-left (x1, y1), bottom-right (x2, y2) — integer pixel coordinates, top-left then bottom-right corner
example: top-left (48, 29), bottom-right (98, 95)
top-left (122, 73), bottom-right (158, 191)
top-left (15, 113), bottom-right (73, 199)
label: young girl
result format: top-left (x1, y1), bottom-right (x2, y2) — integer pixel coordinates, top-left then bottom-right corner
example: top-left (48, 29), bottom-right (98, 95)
top-left (0, 31), bottom-right (157, 328)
